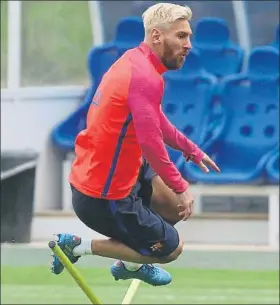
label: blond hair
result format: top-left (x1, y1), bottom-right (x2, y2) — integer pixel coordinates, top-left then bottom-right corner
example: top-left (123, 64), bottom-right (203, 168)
top-left (142, 3), bottom-right (192, 35)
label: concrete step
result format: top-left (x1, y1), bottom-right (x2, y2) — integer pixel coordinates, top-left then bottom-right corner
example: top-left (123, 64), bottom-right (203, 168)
top-left (31, 212), bottom-right (269, 246)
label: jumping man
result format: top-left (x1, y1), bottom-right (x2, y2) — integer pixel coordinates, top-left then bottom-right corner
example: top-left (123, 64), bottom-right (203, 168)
top-left (50, 3), bottom-right (220, 286)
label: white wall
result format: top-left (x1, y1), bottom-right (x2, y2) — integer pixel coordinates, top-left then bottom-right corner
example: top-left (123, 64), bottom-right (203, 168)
top-left (32, 214), bottom-right (269, 246)
top-left (1, 86), bottom-right (85, 212)
top-left (1, 100), bottom-right (77, 152)
top-left (1, 87), bottom-right (84, 152)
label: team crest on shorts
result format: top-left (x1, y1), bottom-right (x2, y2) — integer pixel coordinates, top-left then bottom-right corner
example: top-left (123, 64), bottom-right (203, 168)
top-left (150, 242), bottom-right (163, 252)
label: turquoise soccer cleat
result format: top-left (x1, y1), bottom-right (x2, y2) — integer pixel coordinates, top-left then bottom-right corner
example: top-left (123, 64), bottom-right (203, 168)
top-left (50, 233), bottom-right (81, 275)
top-left (111, 260), bottom-right (172, 286)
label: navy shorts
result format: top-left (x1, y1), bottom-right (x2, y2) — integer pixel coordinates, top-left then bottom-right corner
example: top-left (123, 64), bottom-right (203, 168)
top-left (71, 160), bottom-right (179, 258)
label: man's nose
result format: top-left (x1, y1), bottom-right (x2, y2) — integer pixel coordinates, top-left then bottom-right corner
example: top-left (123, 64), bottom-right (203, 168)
top-left (184, 39), bottom-right (192, 49)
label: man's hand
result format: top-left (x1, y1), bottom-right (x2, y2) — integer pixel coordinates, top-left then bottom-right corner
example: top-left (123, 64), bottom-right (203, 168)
top-left (186, 153), bottom-right (220, 173)
top-left (197, 153), bottom-right (220, 173)
top-left (176, 189), bottom-right (194, 221)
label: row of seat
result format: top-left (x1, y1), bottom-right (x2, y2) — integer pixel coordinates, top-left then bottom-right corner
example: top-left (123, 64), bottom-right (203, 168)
top-left (194, 18), bottom-right (278, 77)
top-left (162, 45), bottom-right (279, 185)
top-left (51, 17), bottom-right (279, 185)
top-left (86, 17), bottom-right (278, 82)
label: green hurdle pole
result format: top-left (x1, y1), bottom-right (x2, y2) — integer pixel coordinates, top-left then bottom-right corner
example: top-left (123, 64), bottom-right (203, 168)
top-left (48, 241), bottom-right (102, 305)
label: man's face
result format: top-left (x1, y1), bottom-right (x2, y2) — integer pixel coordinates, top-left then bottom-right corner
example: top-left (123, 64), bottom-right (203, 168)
top-left (152, 19), bottom-right (192, 70)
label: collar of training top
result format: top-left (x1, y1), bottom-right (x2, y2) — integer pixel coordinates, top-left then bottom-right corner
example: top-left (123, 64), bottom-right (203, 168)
top-left (138, 42), bottom-right (168, 75)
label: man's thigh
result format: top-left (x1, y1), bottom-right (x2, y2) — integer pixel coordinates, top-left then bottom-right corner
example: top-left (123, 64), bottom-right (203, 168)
top-left (112, 196), bottom-right (180, 257)
top-left (137, 159), bottom-right (182, 225)
top-left (71, 184), bottom-right (179, 258)
top-left (71, 185), bottom-right (121, 240)
top-left (151, 175), bottom-right (182, 225)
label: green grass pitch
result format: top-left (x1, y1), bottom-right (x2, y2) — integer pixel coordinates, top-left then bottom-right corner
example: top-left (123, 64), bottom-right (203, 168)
top-left (1, 266), bottom-right (278, 304)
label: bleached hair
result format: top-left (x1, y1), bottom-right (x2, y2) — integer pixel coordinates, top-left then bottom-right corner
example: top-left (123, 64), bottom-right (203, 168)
top-left (142, 3), bottom-right (192, 35)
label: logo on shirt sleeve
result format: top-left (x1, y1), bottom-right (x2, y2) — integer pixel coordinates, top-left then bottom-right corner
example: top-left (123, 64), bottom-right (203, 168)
top-left (92, 89), bottom-right (101, 106)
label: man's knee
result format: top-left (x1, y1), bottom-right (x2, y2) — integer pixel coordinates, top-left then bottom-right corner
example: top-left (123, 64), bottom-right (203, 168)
top-left (158, 238), bottom-right (184, 264)
top-left (151, 175), bottom-right (182, 225)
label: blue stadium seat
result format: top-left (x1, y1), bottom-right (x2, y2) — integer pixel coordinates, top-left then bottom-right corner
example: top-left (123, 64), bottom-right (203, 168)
top-left (114, 16), bottom-right (144, 49)
top-left (51, 99), bottom-right (89, 151)
top-left (265, 149), bottom-right (279, 184)
top-left (87, 44), bottom-right (120, 91)
top-left (51, 44), bottom-right (121, 151)
top-left (183, 46), bottom-right (279, 184)
top-left (87, 17), bottom-right (144, 89)
top-left (248, 46), bottom-right (279, 78)
top-left (51, 17), bottom-right (144, 152)
top-left (192, 17), bottom-right (244, 77)
top-left (162, 49), bottom-right (217, 165)
top-left (272, 24), bottom-right (279, 50)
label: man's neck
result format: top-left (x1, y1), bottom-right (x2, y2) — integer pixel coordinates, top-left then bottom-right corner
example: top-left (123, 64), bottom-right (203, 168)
top-left (143, 38), bottom-right (161, 59)
top-left (144, 38), bottom-right (161, 58)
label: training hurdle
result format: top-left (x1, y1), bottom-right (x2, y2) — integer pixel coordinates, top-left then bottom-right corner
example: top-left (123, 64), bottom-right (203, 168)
top-left (49, 241), bottom-right (141, 304)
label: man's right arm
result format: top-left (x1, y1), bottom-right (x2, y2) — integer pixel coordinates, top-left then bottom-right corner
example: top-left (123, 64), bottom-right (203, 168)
top-left (127, 72), bottom-right (188, 194)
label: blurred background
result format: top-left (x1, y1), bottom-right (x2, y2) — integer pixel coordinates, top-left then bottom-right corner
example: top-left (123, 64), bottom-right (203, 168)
top-left (1, 1), bottom-right (279, 304)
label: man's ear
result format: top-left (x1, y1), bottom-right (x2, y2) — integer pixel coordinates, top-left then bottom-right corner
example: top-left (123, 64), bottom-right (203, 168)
top-left (151, 28), bottom-right (162, 45)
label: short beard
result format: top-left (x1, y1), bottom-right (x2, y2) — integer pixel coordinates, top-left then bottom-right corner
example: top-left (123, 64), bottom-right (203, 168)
top-left (161, 57), bottom-right (179, 70)
top-left (161, 40), bottom-right (180, 70)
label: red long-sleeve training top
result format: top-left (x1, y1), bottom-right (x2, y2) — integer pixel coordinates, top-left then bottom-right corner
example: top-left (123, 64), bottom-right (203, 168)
top-left (69, 42), bottom-right (204, 200)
